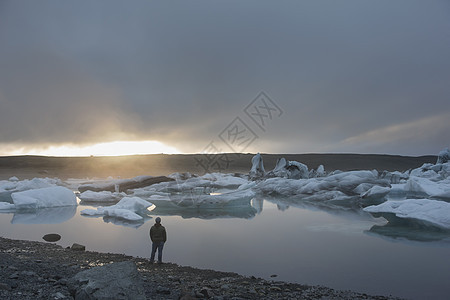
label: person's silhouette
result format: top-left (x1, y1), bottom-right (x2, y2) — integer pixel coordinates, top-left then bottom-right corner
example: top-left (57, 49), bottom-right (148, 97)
top-left (149, 217), bottom-right (167, 264)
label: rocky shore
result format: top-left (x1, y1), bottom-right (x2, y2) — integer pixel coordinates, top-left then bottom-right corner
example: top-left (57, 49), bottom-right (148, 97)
top-left (0, 237), bottom-right (403, 300)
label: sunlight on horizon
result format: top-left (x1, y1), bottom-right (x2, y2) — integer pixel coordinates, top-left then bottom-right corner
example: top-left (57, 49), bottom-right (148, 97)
top-left (3, 141), bottom-right (181, 157)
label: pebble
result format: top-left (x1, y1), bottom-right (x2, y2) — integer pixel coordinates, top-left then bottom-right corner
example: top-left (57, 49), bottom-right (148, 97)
top-left (0, 283), bottom-right (11, 290)
top-left (156, 285), bottom-right (171, 294)
top-left (53, 291), bottom-right (66, 299)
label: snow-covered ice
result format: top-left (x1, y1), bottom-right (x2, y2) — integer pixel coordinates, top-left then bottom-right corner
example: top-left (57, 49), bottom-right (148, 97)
top-left (11, 186), bottom-right (77, 210)
top-left (364, 199), bottom-right (450, 230)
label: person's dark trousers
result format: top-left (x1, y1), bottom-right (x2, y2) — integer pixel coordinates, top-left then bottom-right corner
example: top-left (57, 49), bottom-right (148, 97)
top-left (150, 242), bottom-right (164, 263)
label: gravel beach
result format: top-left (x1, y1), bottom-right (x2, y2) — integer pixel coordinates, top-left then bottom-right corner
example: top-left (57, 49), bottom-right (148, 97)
top-left (0, 237), bottom-right (404, 300)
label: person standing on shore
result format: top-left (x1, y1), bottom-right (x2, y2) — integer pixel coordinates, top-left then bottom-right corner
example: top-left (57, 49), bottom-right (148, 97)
top-left (149, 217), bottom-right (167, 264)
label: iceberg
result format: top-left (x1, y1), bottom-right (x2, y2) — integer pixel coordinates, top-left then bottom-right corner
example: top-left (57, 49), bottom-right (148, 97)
top-left (133, 173), bottom-right (249, 196)
top-left (256, 170), bottom-right (387, 197)
top-left (146, 188), bottom-right (255, 210)
top-left (11, 186), bottom-right (77, 210)
top-left (78, 190), bottom-right (124, 203)
top-left (404, 176), bottom-right (450, 200)
top-left (249, 153), bottom-right (265, 179)
top-left (437, 147), bottom-right (450, 164)
top-left (80, 196), bottom-right (152, 221)
top-left (361, 185), bottom-right (391, 199)
top-left (78, 175), bottom-right (174, 193)
top-left (0, 177), bottom-right (62, 196)
top-left (266, 157), bottom-right (309, 179)
top-left (364, 199), bottom-right (450, 230)
top-left (0, 202), bottom-right (15, 211)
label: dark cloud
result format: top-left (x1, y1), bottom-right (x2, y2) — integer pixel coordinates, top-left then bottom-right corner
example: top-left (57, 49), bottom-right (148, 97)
top-left (1, 0), bottom-right (449, 155)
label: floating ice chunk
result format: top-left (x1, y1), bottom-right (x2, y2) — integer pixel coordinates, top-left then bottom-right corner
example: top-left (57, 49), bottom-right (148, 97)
top-left (200, 173), bottom-right (249, 188)
top-left (316, 165), bottom-right (326, 177)
top-left (364, 199), bottom-right (450, 230)
top-left (380, 170), bottom-right (409, 184)
top-left (9, 176), bottom-right (19, 182)
top-left (147, 188), bottom-right (255, 209)
top-left (287, 161), bottom-right (309, 179)
top-left (404, 177), bottom-right (450, 199)
top-left (249, 153), bottom-right (265, 179)
top-left (78, 190), bottom-right (123, 203)
top-left (0, 202), bottom-right (15, 211)
top-left (11, 186), bottom-right (77, 210)
top-left (437, 148), bottom-right (450, 164)
top-left (0, 177), bottom-right (61, 194)
top-left (112, 196), bottom-right (152, 211)
top-left (78, 175), bottom-right (174, 193)
top-left (80, 196), bottom-right (152, 221)
top-left (267, 158), bottom-right (309, 179)
top-left (102, 208), bottom-right (143, 221)
top-left (269, 158), bottom-right (289, 178)
top-left (256, 170), bottom-right (387, 197)
top-left (361, 186), bottom-right (391, 199)
top-left (410, 163), bottom-right (441, 180)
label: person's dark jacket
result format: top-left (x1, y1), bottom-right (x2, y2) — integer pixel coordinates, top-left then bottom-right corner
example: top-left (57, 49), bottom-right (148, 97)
top-left (150, 223), bottom-right (167, 243)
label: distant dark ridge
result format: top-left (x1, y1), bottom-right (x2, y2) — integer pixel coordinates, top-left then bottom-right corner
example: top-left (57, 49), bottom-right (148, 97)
top-left (0, 153), bottom-right (437, 180)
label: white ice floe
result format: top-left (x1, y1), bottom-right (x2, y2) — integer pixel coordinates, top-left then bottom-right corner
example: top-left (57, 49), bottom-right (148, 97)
top-left (11, 186), bottom-right (77, 210)
top-left (77, 175), bottom-right (173, 193)
top-left (364, 199), bottom-right (450, 230)
top-left (78, 190), bottom-right (124, 203)
top-left (361, 185), bottom-right (391, 199)
top-left (0, 202), bottom-right (15, 211)
top-left (409, 162), bottom-right (450, 180)
top-left (147, 188), bottom-right (255, 210)
top-left (0, 177), bottom-right (62, 194)
top-left (256, 170), bottom-right (386, 196)
top-left (133, 173), bottom-right (249, 197)
top-left (81, 196), bottom-right (152, 221)
top-left (404, 176), bottom-right (450, 200)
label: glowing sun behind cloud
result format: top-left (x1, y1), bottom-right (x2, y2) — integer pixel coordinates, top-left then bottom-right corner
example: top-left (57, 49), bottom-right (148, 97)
top-left (5, 141), bottom-right (180, 157)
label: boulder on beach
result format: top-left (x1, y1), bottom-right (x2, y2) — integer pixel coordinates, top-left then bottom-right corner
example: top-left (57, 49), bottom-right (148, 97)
top-left (68, 261), bottom-right (146, 300)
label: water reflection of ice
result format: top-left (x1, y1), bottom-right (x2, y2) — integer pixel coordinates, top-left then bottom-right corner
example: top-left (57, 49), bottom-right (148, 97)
top-left (150, 205), bottom-right (257, 220)
top-left (11, 206), bottom-right (77, 224)
top-left (365, 223), bottom-right (450, 245)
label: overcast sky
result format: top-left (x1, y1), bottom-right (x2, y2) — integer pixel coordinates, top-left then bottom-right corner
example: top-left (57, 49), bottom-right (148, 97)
top-left (1, 0), bottom-right (449, 156)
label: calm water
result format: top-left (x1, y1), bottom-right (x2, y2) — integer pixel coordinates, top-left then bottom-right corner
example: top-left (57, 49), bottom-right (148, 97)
top-left (1, 197), bottom-right (449, 300)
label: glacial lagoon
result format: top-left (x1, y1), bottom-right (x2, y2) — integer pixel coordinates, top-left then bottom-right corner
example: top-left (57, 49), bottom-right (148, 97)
top-left (1, 152), bottom-right (450, 299)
